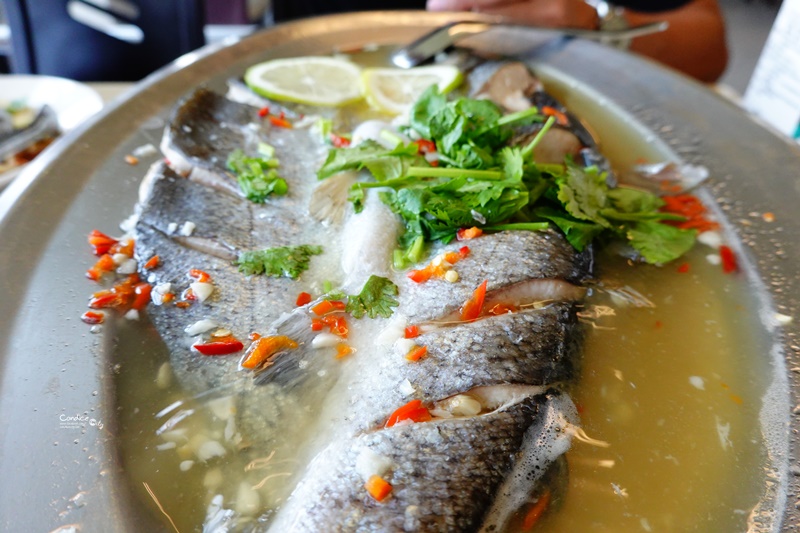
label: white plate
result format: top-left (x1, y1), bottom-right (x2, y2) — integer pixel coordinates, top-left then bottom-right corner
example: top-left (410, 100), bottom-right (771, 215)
top-left (0, 74), bottom-right (103, 187)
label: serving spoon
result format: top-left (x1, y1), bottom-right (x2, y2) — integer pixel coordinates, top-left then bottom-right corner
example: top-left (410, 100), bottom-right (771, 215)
top-left (391, 19), bottom-right (668, 68)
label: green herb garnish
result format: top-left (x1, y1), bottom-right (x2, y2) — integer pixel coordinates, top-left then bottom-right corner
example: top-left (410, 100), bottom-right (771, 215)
top-left (227, 149), bottom-right (288, 203)
top-left (236, 245), bottom-right (323, 279)
top-left (345, 275), bottom-right (399, 319)
top-left (317, 86), bottom-right (696, 265)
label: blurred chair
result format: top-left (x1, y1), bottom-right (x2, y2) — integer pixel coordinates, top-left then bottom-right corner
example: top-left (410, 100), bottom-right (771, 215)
top-left (3, 0), bottom-right (205, 81)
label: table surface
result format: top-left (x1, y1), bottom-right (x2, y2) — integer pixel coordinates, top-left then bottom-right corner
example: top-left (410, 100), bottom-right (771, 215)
top-left (89, 82), bottom-right (134, 105)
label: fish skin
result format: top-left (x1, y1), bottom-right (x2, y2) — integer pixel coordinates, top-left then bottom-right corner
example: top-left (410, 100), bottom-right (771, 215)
top-left (398, 230), bottom-right (592, 322)
top-left (269, 393), bottom-right (564, 533)
top-left (348, 303), bottom-right (582, 431)
top-left (136, 106), bottom-right (334, 452)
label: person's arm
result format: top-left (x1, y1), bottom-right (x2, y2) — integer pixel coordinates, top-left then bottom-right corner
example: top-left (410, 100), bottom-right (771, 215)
top-left (426, 0), bottom-right (728, 83)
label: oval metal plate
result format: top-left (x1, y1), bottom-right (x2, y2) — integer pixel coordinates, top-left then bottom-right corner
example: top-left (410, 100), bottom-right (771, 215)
top-left (0, 11), bottom-right (798, 532)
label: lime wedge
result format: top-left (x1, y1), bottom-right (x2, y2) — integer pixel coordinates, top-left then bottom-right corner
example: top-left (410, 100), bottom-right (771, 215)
top-left (244, 57), bottom-right (363, 107)
top-left (361, 66), bottom-right (463, 115)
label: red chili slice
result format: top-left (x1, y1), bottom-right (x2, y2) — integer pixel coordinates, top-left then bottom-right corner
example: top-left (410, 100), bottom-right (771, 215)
top-left (193, 336), bottom-right (244, 356)
top-left (404, 325), bottom-right (420, 339)
top-left (719, 245), bottom-right (738, 273)
top-left (413, 139), bottom-right (436, 154)
top-left (88, 230), bottom-right (118, 256)
top-left (330, 133), bottom-right (351, 148)
top-left (131, 283), bottom-right (152, 310)
top-left (81, 311), bottom-right (105, 325)
top-left (296, 291), bottom-right (312, 307)
top-left (269, 116), bottom-right (292, 128)
top-left (460, 280), bottom-right (488, 322)
top-left (385, 399), bottom-right (432, 428)
top-left (456, 227), bottom-right (483, 241)
top-left (189, 269), bottom-right (212, 282)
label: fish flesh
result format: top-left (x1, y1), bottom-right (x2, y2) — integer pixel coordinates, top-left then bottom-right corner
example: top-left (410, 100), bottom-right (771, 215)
top-left (132, 59), bottom-right (598, 531)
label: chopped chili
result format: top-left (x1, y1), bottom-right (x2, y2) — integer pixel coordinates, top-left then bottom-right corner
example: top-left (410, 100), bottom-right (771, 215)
top-left (144, 255), bottom-right (160, 270)
top-left (407, 246), bottom-right (471, 284)
top-left (405, 345), bottom-right (427, 362)
top-left (88, 230), bottom-right (118, 256)
top-left (460, 280), bottom-right (488, 322)
top-left (660, 194), bottom-right (719, 232)
top-left (109, 239), bottom-right (134, 257)
top-left (240, 335), bottom-right (298, 369)
top-left (719, 245), bottom-right (738, 273)
top-left (385, 399), bottom-right (432, 428)
top-left (311, 300), bottom-right (336, 315)
top-left (413, 139), bottom-right (436, 154)
top-left (329, 133), bottom-right (351, 148)
top-left (193, 336), bottom-right (244, 356)
top-left (189, 269), bottom-right (212, 283)
top-left (335, 343), bottom-right (354, 359)
top-left (86, 253), bottom-right (117, 281)
top-left (365, 475), bottom-right (392, 502)
top-left (81, 311), bottom-right (105, 325)
top-left (258, 106), bottom-right (270, 117)
top-left (404, 325), bottom-right (420, 339)
top-left (131, 282), bottom-right (152, 310)
top-left (542, 106), bottom-right (568, 126)
top-left (677, 262), bottom-right (690, 273)
top-left (456, 227), bottom-right (483, 241)
top-left (322, 314), bottom-right (349, 338)
top-left (269, 115), bottom-right (292, 129)
top-left (296, 291), bottom-right (312, 307)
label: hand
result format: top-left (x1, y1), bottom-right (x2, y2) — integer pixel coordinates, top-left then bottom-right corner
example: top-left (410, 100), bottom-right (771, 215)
top-left (426, 0), bottom-right (599, 29)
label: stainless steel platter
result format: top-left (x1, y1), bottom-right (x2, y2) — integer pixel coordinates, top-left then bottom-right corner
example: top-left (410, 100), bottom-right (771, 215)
top-left (1, 11), bottom-right (799, 532)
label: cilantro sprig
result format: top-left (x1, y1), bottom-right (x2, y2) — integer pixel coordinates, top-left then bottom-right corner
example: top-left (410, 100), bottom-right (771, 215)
top-left (317, 85), bottom-right (696, 265)
top-left (227, 148), bottom-right (288, 203)
top-left (236, 245), bottom-right (323, 279)
top-left (345, 275), bottom-right (399, 319)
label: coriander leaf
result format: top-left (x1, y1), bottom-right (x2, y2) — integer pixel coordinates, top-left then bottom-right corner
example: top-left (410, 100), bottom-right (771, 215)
top-left (410, 85), bottom-right (448, 139)
top-left (499, 146), bottom-right (524, 182)
top-left (346, 275), bottom-right (399, 319)
top-left (626, 221), bottom-right (696, 264)
top-left (607, 186), bottom-right (664, 213)
top-left (236, 245), bottom-right (323, 279)
top-left (227, 149), bottom-right (288, 203)
top-left (555, 163), bottom-right (612, 228)
top-left (317, 140), bottom-right (420, 181)
top-left (534, 206), bottom-right (603, 251)
top-left (602, 187), bottom-right (685, 222)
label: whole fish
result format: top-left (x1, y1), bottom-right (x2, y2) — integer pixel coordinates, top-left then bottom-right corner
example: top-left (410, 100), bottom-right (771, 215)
top-left (132, 59), bottom-right (600, 532)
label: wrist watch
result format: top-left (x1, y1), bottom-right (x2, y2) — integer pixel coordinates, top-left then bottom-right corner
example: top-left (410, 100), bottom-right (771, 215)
top-left (585, 0), bottom-right (632, 49)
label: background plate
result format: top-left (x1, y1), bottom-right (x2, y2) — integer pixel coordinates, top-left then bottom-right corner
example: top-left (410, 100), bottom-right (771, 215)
top-left (0, 74), bottom-right (103, 188)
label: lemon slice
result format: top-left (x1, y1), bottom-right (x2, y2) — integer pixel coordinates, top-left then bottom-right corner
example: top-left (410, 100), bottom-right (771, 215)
top-left (361, 66), bottom-right (463, 115)
top-left (244, 57), bottom-right (363, 107)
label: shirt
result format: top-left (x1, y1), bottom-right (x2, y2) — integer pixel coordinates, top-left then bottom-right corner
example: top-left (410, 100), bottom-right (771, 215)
top-left (274, 0), bottom-right (692, 22)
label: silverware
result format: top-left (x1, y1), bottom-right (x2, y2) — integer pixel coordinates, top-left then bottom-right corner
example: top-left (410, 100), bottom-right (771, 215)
top-left (391, 19), bottom-right (668, 68)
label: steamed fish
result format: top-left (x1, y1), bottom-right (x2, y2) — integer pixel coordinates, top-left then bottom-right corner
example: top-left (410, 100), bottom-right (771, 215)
top-left (127, 58), bottom-right (676, 532)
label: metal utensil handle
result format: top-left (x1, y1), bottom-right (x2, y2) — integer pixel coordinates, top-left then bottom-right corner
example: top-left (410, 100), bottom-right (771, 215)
top-left (391, 19), bottom-right (668, 68)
